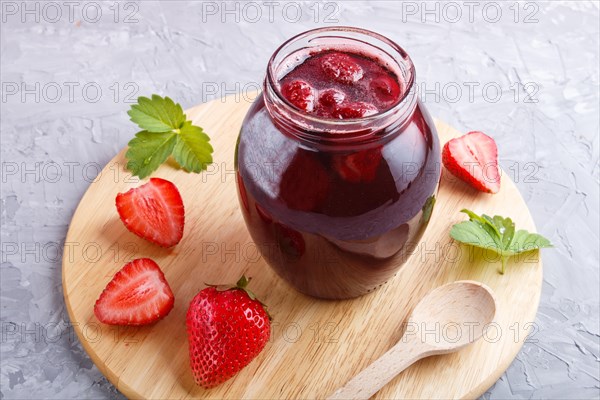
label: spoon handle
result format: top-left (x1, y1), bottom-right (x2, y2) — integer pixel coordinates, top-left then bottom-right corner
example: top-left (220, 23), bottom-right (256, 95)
top-left (327, 340), bottom-right (426, 400)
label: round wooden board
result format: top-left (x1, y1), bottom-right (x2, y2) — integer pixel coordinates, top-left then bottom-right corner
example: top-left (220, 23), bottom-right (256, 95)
top-left (63, 94), bottom-right (542, 400)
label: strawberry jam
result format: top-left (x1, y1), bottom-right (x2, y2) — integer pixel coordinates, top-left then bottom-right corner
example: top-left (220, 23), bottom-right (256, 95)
top-left (235, 27), bottom-right (441, 299)
top-left (279, 50), bottom-right (402, 118)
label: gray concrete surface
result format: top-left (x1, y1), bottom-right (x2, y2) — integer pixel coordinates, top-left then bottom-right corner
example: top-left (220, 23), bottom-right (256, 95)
top-left (1, 1), bottom-right (599, 399)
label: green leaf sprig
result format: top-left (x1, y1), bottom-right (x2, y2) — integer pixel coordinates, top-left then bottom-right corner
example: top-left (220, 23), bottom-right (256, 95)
top-left (450, 209), bottom-right (552, 274)
top-left (125, 95), bottom-right (213, 179)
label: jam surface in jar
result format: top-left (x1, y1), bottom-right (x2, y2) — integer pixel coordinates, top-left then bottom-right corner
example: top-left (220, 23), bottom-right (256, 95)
top-left (279, 50), bottom-right (403, 118)
top-left (236, 40), bottom-right (440, 299)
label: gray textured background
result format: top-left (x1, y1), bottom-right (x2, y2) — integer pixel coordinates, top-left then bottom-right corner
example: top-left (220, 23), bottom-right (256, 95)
top-left (1, 1), bottom-right (599, 399)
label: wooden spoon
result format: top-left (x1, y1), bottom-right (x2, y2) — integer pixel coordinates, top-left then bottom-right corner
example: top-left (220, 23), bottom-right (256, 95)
top-left (328, 280), bottom-right (497, 400)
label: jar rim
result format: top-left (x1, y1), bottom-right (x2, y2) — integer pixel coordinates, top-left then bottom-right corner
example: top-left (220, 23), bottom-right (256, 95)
top-left (265, 26), bottom-right (416, 130)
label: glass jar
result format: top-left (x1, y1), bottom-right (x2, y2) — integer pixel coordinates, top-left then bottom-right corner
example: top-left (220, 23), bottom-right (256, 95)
top-left (235, 27), bottom-right (441, 299)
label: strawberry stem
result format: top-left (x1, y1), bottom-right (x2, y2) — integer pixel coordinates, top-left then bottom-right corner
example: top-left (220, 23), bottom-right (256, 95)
top-left (236, 275), bottom-right (258, 301)
top-left (500, 257), bottom-right (508, 275)
top-left (236, 275), bottom-right (250, 289)
top-left (237, 276), bottom-right (271, 320)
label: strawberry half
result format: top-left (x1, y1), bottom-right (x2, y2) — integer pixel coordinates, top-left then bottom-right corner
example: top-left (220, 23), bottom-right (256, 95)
top-left (332, 147), bottom-right (383, 183)
top-left (94, 258), bottom-right (175, 326)
top-left (442, 131), bottom-right (501, 194)
top-left (186, 276), bottom-right (271, 388)
top-left (116, 178), bottom-right (185, 247)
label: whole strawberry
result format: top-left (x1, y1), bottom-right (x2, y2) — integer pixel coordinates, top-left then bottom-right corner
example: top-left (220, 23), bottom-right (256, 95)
top-left (186, 276), bottom-right (271, 388)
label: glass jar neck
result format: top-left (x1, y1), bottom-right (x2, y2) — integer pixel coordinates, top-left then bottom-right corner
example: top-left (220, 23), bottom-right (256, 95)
top-left (263, 26), bottom-right (417, 147)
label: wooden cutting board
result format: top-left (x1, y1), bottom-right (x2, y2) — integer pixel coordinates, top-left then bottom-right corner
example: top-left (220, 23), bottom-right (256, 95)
top-left (62, 94), bottom-right (543, 399)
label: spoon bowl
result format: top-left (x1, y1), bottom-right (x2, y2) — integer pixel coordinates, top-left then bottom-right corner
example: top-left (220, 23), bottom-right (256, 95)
top-left (409, 280), bottom-right (497, 350)
top-left (328, 281), bottom-right (497, 400)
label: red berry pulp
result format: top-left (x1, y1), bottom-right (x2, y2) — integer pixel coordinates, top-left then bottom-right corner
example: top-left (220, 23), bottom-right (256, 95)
top-left (279, 50), bottom-right (402, 118)
top-left (236, 46), bottom-right (440, 299)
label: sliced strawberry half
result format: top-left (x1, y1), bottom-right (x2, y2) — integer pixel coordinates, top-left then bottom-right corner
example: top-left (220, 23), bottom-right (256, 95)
top-left (333, 147), bottom-right (383, 183)
top-left (116, 178), bottom-right (185, 247)
top-left (94, 258), bottom-right (175, 326)
top-left (442, 131), bottom-right (501, 193)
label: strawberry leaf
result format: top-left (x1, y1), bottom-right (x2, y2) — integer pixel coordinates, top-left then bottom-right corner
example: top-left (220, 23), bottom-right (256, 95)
top-left (449, 220), bottom-right (499, 251)
top-left (450, 209), bottom-right (552, 274)
top-left (500, 218), bottom-right (515, 249)
top-left (128, 95), bottom-right (186, 132)
top-left (172, 121), bottom-right (213, 173)
top-left (505, 230), bottom-right (553, 255)
top-left (124, 95), bottom-right (214, 178)
top-left (125, 131), bottom-right (177, 179)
